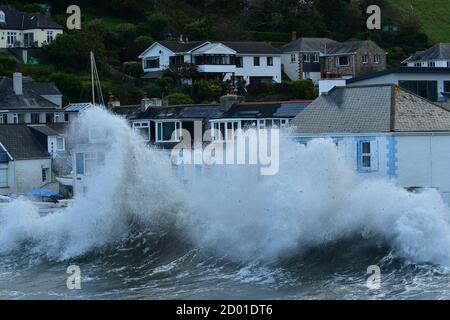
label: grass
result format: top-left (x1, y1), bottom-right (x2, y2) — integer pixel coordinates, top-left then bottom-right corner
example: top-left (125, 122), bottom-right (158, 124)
top-left (390, 0), bottom-right (450, 42)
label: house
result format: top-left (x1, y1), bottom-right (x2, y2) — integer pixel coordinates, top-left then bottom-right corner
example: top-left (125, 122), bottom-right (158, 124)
top-left (344, 66), bottom-right (450, 104)
top-left (403, 43), bottom-right (450, 68)
top-left (281, 37), bottom-right (338, 83)
top-left (64, 103), bottom-right (98, 122)
top-left (321, 40), bottom-right (386, 79)
top-left (209, 99), bottom-right (312, 142)
top-left (0, 5), bottom-right (63, 48)
top-left (288, 84), bottom-right (450, 203)
top-left (0, 73), bottom-right (66, 124)
top-left (138, 40), bottom-right (282, 85)
top-left (0, 124), bottom-right (68, 195)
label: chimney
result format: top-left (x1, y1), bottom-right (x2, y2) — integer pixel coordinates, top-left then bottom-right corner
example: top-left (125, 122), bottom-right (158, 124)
top-left (220, 94), bottom-right (244, 112)
top-left (13, 72), bottom-right (23, 95)
top-left (291, 31), bottom-right (297, 41)
top-left (107, 92), bottom-right (121, 108)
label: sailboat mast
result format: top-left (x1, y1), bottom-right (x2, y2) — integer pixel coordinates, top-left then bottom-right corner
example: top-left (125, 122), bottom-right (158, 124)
top-left (90, 51), bottom-right (95, 105)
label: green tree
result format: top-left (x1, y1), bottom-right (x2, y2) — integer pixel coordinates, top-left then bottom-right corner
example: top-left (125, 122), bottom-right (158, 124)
top-left (185, 19), bottom-right (212, 40)
top-left (166, 93), bottom-right (194, 105)
top-left (48, 72), bottom-right (86, 101)
top-left (191, 80), bottom-right (226, 103)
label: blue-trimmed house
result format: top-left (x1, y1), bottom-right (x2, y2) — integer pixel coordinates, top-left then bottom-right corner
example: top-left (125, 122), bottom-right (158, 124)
top-left (289, 84), bottom-right (450, 203)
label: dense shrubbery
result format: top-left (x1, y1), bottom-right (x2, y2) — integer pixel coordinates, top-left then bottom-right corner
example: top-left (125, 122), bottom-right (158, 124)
top-left (0, 55), bottom-right (18, 75)
top-left (166, 93), bottom-right (194, 105)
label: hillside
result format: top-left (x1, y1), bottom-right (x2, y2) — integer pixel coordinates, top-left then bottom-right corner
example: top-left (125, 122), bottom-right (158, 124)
top-left (391, 0), bottom-right (450, 42)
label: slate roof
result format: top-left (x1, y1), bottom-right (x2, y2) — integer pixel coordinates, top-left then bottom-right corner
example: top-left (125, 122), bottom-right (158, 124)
top-left (403, 43), bottom-right (450, 62)
top-left (157, 41), bottom-right (208, 53)
top-left (221, 42), bottom-right (281, 55)
top-left (0, 125), bottom-right (50, 159)
top-left (112, 105), bottom-right (142, 120)
top-left (324, 40), bottom-right (373, 55)
top-left (289, 84), bottom-right (450, 134)
top-left (137, 104), bottom-right (223, 120)
top-left (221, 100), bottom-right (312, 119)
top-left (0, 77), bottom-right (60, 110)
top-left (346, 67), bottom-right (450, 84)
top-left (0, 5), bottom-right (63, 30)
top-left (281, 37), bottom-right (338, 53)
top-left (28, 124), bottom-right (61, 136)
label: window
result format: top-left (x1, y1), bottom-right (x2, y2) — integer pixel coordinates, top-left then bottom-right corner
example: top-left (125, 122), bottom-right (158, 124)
top-left (253, 56), bottom-right (260, 66)
top-left (84, 152), bottom-right (96, 174)
top-left (76, 153), bottom-right (84, 175)
top-left (414, 62), bottom-right (422, 67)
top-left (445, 81), bottom-right (450, 93)
top-left (54, 113), bottom-right (61, 123)
top-left (0, 165), bottom-right (8, 188)
top-left (56, 137), bottom-right (64, 150)
top-left (64, 113), bottom-right (69, 122)
top-left (447, 61), bottom-right (450, 67)
top-left (304, 53), bottom-right (311, 63)
top-left (156, 121), bottom-right (182, 142)
top-left (31, 113), bottom-right (40, 124)
top-left (47, 31), bottom-right (54, 43)
top-left (399, 80), bottom-right (438, 102)
top-left (313, 53), bottom-right (319, 63)
top-left (212, 122), bottom-right (239, 141)
top-left (267, 56), bottom-right (273, 66)
top-left (195, 55), bottom-right (234, 65)
top-left (257, 119), bottom-right (290, 130)
top-left (374, 55), bottom-right (381, 64)
top-left (12, 114), bottom-right (18, 124)
top-left (360, 141), bottom-right (371, 169)
top-left (362, 55), bottom-right (369, 64)
top-left (337, 56), bottom-right (349, 66)
top-left (7, 32), bottom-right (17, 46)
top-left (145, 58), bottom-right (160, 69)
top-left (236, 56), bottom-right (243, 68)
top-left (290, 54), bottom-right (296, 63)
top-left (0, 114), bottom-right (7, 124)
top-left (133, 122), bottom-right (150, 141)
top-left (428, 61), bottom-right (435, 67)
top-left (42, 168), bottom-right (49, 183)
top-left (46, 113), bottom-right (54, 123)
top-left (0, 10), bottom-right (5, 23)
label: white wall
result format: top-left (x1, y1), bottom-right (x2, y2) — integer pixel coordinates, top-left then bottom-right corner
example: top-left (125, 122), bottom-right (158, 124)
top-left (141, 43), bottom-right (175, 72)
top-left (0, 28), bottom-right (62, 48)
top-left (282, 52), bottom-right (299, 80)
top-left (234, 55), bottom-right (282, 84)
top-left (407, 60), bottom-right (449, 67)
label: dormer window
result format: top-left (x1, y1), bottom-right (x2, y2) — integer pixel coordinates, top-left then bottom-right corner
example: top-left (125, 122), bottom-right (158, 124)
top-left (0, 11), bottom-right (5, 23)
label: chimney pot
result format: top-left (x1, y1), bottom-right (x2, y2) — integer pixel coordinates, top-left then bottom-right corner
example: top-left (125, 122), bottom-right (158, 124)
top-left (291, 31), bottom-right (297, 41)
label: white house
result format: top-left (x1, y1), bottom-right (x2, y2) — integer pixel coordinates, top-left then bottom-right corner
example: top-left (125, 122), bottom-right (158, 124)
top-left (0, 73), bottom-right (66, 124)
top-left (0, 5), bottom-right (63, 48)
top-left (281, 37), bottom-right (338, 83)
top-left (403, 43), bottom-right (450, 68)
top-left (289, 84), bottom-right (450, 204)
top-left (138, 40), bottom-right (282, 85)
top-left (344, 66), bottom-right (450, 103)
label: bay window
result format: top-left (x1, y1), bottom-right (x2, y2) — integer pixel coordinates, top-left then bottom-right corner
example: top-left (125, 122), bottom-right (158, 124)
top-left (156, 121), bottom-right (182, 142)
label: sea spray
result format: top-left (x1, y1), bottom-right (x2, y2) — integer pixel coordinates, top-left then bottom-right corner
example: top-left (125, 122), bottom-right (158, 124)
top-left (1, 107), bottom-right (450, 266)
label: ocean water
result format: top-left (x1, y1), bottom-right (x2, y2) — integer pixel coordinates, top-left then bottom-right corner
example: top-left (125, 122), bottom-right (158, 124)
top-left (2, 108), bottom-right (450, 300)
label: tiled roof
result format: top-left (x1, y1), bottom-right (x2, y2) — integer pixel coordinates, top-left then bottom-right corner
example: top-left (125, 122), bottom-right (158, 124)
top-left (64, 103), bottom-right (97, 112)
top-left (28, 124), bottom-right (60, 136)
top-left (157, 41), bottom-right (208, 53)
top-left (0, 5), bottom-right (63, 30)
top-left (403, 43), bottom-right (450, 62)
top-left (0, 77), bottom-right (60, 110)
top-left (324, 40), bottom-right (374, 55)
top-left (281, 37), bottom-right (338, 53)
top-left (289, 84), bottom-right (450, 134)
top-left (0, 125), bottom-right (50, 159)
top-left (221, 100), bottom-right (312, 118)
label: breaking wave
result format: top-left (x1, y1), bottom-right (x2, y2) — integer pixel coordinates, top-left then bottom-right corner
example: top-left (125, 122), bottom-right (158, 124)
top-left (2, 107), bottom-right (450, 267)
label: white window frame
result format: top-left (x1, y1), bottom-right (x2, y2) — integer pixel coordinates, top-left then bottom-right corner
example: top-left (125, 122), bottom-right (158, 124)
top-left (414, 62), bottom-right (421, 67)
top-left (12, 113), bottom-right (18, 124)
top-left (304, 53), bottom-right (311, 63)
top-left (428, 61), bottom-right (435, 67)
top-left (267, 56), bottom-right (273, 66)
top-left (374, 54), bottom-right (381, 64)
top-left (447, 61), bottom-right (450, 67)
top-left (56, 137), bottom-right (65, 151)
top-left (0, 11), bottom-right (5, 23)
top-left (337, 56), bottom-right (350, 67)
top-left (47, 30), bottom-right (54, 43)
top-left (7, 32), bottom-right (17, 46)
top-left (362, 55), bottom-right (369, 64)
top-left (41, 168), bottom-right (49, 183)
top-left (155, 121), bottom-right (182, 143)
top-left (133, 121), bottom-right (150, 141)
top-left (0, 114), bottom-right (7, 124)
top-left (360, 141), bottom-right (371, 170)
top-left (290, 54), bottom-right (296, 63)
top-left (0, 165), bottom-right (8, 188)
top-left (313, 53), bottom-right (319, 63)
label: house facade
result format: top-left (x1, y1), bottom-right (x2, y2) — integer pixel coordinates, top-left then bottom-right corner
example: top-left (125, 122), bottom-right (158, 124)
top-left (281, 37), bottom-right (338, 83)
top-left (0, 124), bottom-right (68, 195)
top-left (288, 84), bottom-right (450, 204)
top-left (321, 40), bottom-right (386, 79)
top-left (345, 67), bottom-right (450, 103)
top-left (403, 43), bottom-right (450, 68)
top-left (0, 73), bottom-right (66, 124)
top-left (0, 5), bottom-right (63, 48)
top-left (138, 40), bottom-right (282, 85)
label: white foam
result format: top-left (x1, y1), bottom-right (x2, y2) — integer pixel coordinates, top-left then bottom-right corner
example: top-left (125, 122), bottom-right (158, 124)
top-left (1, 108), bottom-right (450, 266)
